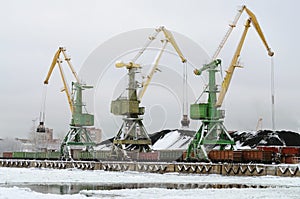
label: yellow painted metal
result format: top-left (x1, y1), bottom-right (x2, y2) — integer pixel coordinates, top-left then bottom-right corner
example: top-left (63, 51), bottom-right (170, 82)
top-left (44, 48), bottom-right (62, 85)
top-left (244, 7), bottom-right (274, 57)
top-left (212, 5), bottom-right (244, 60)
top-left (216, 19), bottom-right (251, 108)
top-left (60, 49), bottom-right (80, 82)
top-left (137, 26), bottom-right (187, 100)
top-left (115, 26), bottom-right (187, 101)
top-left (159, 26), bottom-right (187, 63)
top-left (115, 61), bottom-right (141, 69)
top-left (215, 5), bottom-right (274, 107)
top-left (138, 40), bottom-right (168, 100)
top-left (212, 5), bottom-right (274, 60)
top-left (44, 47), bottom-right (79, 84)
top-left (43, 47), bottom-right (80, 113)
top-left (57, 61), bottom-right (74, 113)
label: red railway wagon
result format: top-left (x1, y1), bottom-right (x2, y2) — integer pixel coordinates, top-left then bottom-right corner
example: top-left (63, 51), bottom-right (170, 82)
top-left (257, 146), bottom-right (281, 154)
top-left (137, 151), bottom-right (159, 161)
top-left (233, 151), bottom-right (243, 162)
top-left (2, 152), bottom-right (13, 158)
top-left (208, 150), bottom-right (242, 163)
top-left (242, 150), bottom-right (272, 163)
top-left (281, 147), bottom-right (300, 156)
top-left (284, 156), bottom-right (299, 164)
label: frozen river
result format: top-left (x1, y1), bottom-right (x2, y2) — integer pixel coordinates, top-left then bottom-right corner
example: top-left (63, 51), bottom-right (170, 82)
top-left (1, 167), bottom-right (300, 198)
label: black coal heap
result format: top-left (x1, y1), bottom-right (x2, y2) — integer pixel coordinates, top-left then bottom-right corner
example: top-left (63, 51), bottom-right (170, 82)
top-left (231, 130), bottom-right (300, 148)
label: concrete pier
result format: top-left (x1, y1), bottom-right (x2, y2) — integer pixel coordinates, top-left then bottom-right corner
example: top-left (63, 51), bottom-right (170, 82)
top-left (1, 159), bottom-right (299, 177)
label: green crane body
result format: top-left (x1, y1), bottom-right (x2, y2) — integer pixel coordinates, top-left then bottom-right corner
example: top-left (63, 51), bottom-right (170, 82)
top-left (42, 47), bottom-right (96, 159)
top-left (60, 82), bottom-right (96, 159)
top-left (186, 59), bottom-right (235, 161)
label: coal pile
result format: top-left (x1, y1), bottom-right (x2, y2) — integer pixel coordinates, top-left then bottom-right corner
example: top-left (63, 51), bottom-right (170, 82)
top-left (231, 130), bottom-right (300, 148)
top-left (96, 129), bottom-right (300, 150)
top-left (96, 129), bottom-right (195, 150)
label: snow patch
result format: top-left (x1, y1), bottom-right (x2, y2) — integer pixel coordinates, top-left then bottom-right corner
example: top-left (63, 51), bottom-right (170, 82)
top-left (152, 131), bottom-right (191, 150)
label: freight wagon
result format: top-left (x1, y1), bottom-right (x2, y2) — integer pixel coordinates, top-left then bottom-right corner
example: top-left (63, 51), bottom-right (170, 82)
top-left (1, 151), bottom-right (60, 160)
top-left (256, 146), bottom-right (300, 164)
top-left (242, 150), bottom-right (272, 164)
top-left (207, 150), bottom-right (272, 163)
top-left (1, 146), bottom-right (300, 164)
top-left (159, 150), bottom-right (184, 162)
top-left (208, 150), bottom-right (242, 163)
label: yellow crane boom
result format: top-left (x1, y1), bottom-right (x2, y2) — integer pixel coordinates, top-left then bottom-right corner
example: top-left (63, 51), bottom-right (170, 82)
top-left (44, 47), bottom-right (79, 84)
top-left (116, 26), bottom-right (187, 100)
top-left (43, 47), bottom-right (79, 113)
top-left (159, 26), bottom-right (187, 63)
top-left (137, 40), bottom-right (168, 99)
top-left (212, 5), bottom-right (274, 60)
top-left (137, 26), bottom-right (186, 100)
top-left (212, 6), bottom-right (244, 60)
top-left (243, 7), bottom-right (274, 57)
top-left (215, 6), bottom-right (274, 107)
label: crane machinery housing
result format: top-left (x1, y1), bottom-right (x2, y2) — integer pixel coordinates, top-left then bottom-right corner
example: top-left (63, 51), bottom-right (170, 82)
top-left (111, 26), bottom-right (187, 156)
top-left (43, 47), bottom-right (95, 159)
top-left (186, 5), bottom-right (274, 161)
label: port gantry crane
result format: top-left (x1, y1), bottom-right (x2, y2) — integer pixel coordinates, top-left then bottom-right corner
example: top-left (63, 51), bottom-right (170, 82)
top-left (43, 47), bottom-right (95, 159)
top-left (186, 5), bottom-right (274, 161)
top-left (111, 26), bottom-right (187, 154)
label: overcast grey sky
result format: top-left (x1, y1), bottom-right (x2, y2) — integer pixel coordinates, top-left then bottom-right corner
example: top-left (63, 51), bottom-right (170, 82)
top-left (1, 0), bottom-right (299, 139)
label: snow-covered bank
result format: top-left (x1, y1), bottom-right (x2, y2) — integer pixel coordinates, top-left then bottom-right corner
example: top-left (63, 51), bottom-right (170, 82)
top-left (1, 186), bottom-right (300, 199)
top-left (81, 187), bottom-right (300, 199)
top-left (0, 187), bottom-right (84, 199)
top-left (1, 167), bottom-right (300, 198)
top-left (2, 167), bottom-right (300, 186)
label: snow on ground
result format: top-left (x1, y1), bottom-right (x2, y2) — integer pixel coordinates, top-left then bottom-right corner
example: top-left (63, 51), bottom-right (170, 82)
top-left (152, 130), bottom-right (191, 150)
top-left (2, 186), bottom-right (300, 199)
top-left (81, 187), bottom-right (300, 199)
top-left (0, 187), bottom-right (84, 199)
top-left (1, 167), bottom-right (300, 198)
top-left (233, 140), bottom-right (251, 150)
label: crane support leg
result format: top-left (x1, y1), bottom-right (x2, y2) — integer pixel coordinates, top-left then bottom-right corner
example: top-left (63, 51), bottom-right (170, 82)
top-left (60, 127), bottom-right (95, 159)
top-left (186, 121), bottom-right (234, 162)
top-left (112, 117), bottom-right (152, 154)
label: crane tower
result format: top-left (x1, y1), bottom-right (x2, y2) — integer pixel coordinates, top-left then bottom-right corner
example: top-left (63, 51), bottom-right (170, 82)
top-left (186, 5), bottom-right (274, 161)
top-left (111, 26), bottom-right (187, 155)
top-left (43, 47), bottom-right (95, 159)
